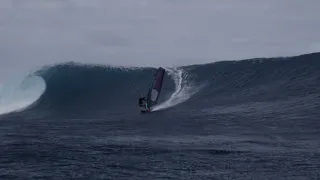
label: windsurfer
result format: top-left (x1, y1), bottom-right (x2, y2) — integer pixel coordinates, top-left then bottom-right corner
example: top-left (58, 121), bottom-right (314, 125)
top-left (138, 96), bottom-right (146, 106)
top-left (138, 95), bottom-right (150, 110)
top-left (139, 67), bottom-right (165, 113)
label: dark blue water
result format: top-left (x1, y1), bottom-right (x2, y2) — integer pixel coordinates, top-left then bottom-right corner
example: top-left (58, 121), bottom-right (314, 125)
top-left (0, 53), bottom-right (320, 179)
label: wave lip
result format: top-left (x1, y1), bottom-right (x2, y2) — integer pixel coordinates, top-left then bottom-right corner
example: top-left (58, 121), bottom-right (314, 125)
top-left (0, 75), bottom-right (46, 115)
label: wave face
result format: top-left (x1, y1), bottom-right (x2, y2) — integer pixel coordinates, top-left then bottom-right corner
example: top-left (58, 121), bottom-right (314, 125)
top-left (1, 53), bottom-right (320, 179)
top-left (33, 64), bottom-right (178, 115)
top-left (182, 52), bottom-right (320, 108)
top-left (0, 52), bottom-right (318, 116)
top-left (20, 52), bottom-right (318, 115)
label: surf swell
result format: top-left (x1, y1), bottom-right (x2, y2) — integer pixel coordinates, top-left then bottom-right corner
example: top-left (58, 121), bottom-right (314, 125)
top-left (1, 52), bottom-right (320, 116)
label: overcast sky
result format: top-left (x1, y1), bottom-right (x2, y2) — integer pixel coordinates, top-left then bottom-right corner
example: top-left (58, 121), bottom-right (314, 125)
top-left (0, 0), bottom-right (320, 80)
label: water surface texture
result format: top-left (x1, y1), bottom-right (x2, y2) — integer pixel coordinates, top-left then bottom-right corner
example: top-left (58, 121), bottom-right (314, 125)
top-left (0, 53), bottom-right (320, 179)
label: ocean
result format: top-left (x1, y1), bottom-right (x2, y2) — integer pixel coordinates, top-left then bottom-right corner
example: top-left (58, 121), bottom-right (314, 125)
top-left (0, 52), bottom-right (319, 179)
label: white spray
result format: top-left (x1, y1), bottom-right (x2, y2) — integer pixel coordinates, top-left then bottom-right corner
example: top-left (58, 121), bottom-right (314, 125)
top-left (0, 74), bottom-right (46, 115)
top-left (152, 67), bottom-right (199, 111)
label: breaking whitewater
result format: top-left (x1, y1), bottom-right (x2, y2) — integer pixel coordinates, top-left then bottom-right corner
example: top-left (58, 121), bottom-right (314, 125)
top-left (0, 52), bottom-right (319, 179)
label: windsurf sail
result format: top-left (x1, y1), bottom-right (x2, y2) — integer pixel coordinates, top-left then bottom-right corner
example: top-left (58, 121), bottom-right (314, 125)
top-left (147, 67), bottom-right (165, 107)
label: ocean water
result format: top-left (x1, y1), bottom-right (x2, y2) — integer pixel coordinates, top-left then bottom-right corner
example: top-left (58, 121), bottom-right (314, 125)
top-left (0, 53), bottom-right (320, 179)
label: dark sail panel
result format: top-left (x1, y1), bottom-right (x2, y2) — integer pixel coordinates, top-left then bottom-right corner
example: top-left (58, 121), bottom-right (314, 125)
top-left (148, 67), bottom-right (165, 105)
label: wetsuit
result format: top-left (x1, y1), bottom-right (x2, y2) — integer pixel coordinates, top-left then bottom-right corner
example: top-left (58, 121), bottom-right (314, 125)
top-left (139, 97), bottom-right (150, 111)
top-left (139, 97), bottom-right (147, 107)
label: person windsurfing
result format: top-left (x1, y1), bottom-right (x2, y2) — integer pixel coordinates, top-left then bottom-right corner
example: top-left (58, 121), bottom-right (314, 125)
top-left (138, 94), bottom-right (150, 111)
top-left (139, 67), bottom-right (165, 113)
top-left (138, 95), bottom-right (146, 106)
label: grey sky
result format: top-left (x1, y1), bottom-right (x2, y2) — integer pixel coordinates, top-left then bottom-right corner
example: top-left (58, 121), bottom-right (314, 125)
top-left (0, 0), bottom-right (320, 80)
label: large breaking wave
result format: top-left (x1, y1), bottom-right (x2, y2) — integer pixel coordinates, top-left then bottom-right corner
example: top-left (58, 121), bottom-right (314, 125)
top-left (0, 52), bottom-right (319, 116)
